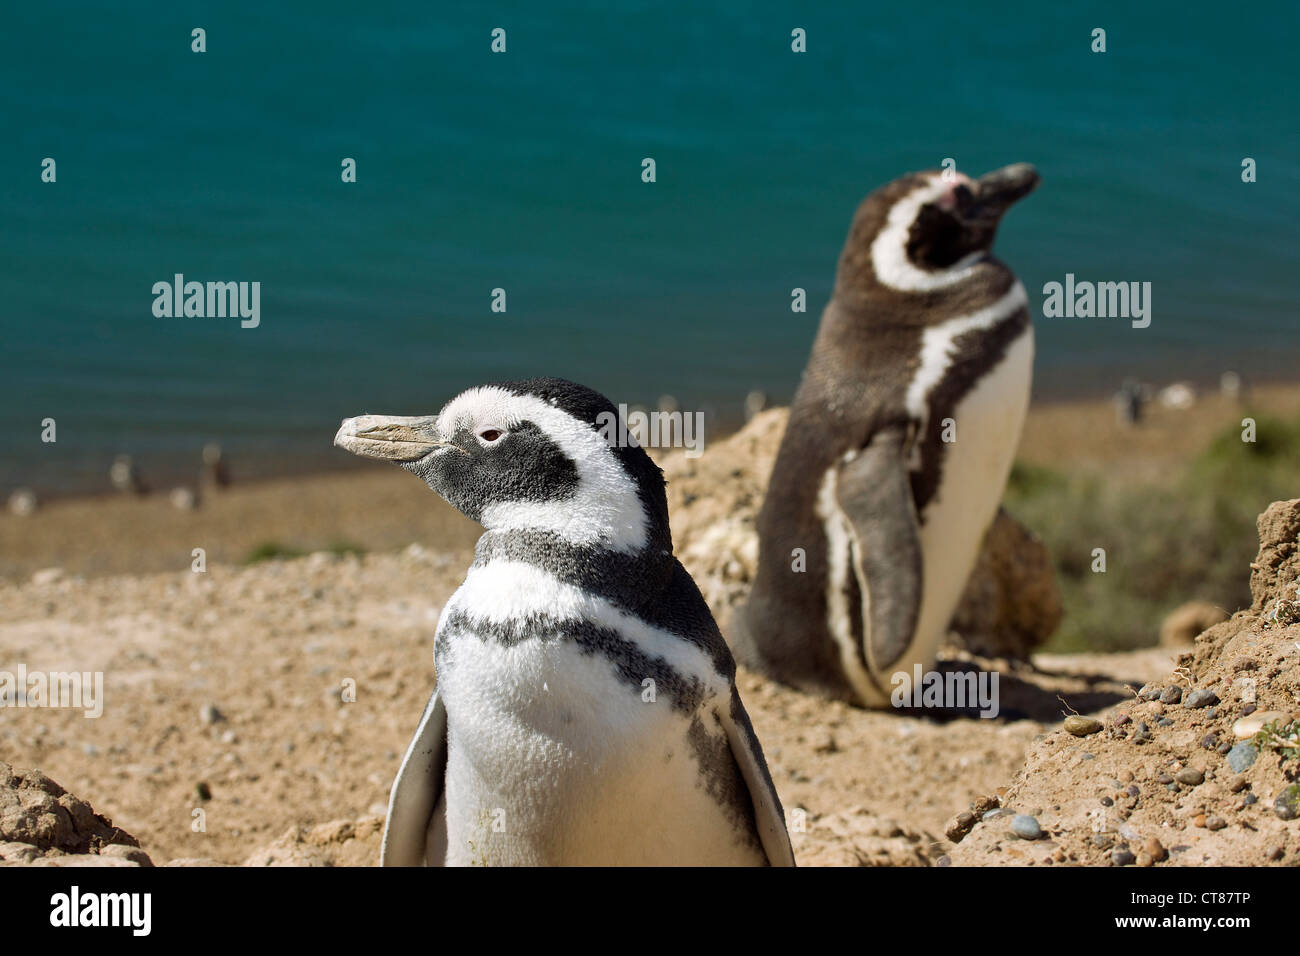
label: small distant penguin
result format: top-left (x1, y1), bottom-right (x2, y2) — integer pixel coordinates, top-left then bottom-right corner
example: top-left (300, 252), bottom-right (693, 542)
top-left (334, 378), bottom-right (794, 866)
top-left (734, 164), bottom-right (1040, 708)
top-left (108, 454), bottom-right (148, 495)
top-left (199, 442), bottom-right (230, 492)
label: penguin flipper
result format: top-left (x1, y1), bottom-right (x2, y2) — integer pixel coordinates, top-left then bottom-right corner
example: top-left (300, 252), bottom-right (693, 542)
top-left (380, 686), bottom-right (447, 866)
top-left (719, 687), bottom-right (797, 866)
top-left (835, 424), bottom-right (923, 680)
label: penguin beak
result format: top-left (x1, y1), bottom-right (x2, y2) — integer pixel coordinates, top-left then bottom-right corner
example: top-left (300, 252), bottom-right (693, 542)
top-left (334, 414), bottom-right (447, 462)
top-left (971, 163), bottom-right (1039, 218)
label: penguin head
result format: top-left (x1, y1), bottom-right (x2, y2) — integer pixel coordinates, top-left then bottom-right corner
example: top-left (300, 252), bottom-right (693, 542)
top-left (334, 378), bottom-right (670, 554)
top-left (839, 163), bottom-right (1039, 295)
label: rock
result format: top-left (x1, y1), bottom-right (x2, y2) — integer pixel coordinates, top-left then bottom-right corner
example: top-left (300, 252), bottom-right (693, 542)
top-left (0, 841), bottom-right (41, 863)
top-left (1228, 774), bottom-right (1249, 793)
top-left (0, 762), bottom-right (143, 861)
top-left (163, 857), bottom-right (235, 867)
top-left (7, 487), bottom-right (38, 516)
top-left (1175, 767), bottom-right (1205, 786)
top-left (1274, 785), bottom-right (1300, 821)
top-left (1160, 601), bottom-right (1228, 647)
top-left (1160, 686), bottom-right (1184, 704)
top-left (169, 487), bottom-right (199, 510)
top-left (1206, 815), bottom-right (1227, 831)
top-left (1143, 837), bottom-right (1167, 862)
top-left (1009, 814), bottom-right (1042, 840)
top-left (1233, 710), bottom-right (1290, 739)
top-left (1249, 499), bottom-right (1300, 612)
top-left (1184, 689), bottom-right (1219, 709)
top-left (808, 729), bottom-right (838, 754)
top-left (28, 854), bottom-right (140, 867)
top-left (1064, 716), bottom-right (1103, 737)
top-left (1226, 742), bottom-right (1259, 773)
top-left (1111, 847), bottom-right (1136, 866)
top-left (948, 509), bottom-right (1063, 658)
top-left (31, 567), bottom-right (64, 586)
top-left (100, 844), bottom-right (154, 866)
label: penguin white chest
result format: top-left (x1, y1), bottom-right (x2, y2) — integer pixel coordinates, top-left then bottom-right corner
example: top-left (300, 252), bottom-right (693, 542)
top-left (432, 563), bottom-right (765, 866)
top-left (910, 326), bottom-right (1034, 668)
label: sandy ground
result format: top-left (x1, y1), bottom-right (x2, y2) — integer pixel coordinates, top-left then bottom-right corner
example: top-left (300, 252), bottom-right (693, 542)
top-left (1, 385), bottom-right (1298, 866)
top-left (0, 551), bottom-right (1180, 866)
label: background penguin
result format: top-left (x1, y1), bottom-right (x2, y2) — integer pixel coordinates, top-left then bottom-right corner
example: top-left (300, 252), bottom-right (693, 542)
top-left (334, 377), bottom-right (795, 866)
top-left (733, 164), bottom-right (1040, 708)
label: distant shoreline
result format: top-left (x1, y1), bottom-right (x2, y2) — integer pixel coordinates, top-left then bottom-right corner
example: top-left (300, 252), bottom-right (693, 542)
top-left (7, 368), bottom-right (1299, 505)
top-left (4, 378), bottom-right (1299, 582)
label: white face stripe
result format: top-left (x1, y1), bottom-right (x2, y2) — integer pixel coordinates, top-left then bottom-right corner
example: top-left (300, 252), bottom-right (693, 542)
top-left (870, 174), bottom-right (986, 292)
top-left (814, 466), bottom-right (881, 704)
top-left (437, 386), bottom-right (649, 553)
top-left (904, 281), bottom-right (1028, 467)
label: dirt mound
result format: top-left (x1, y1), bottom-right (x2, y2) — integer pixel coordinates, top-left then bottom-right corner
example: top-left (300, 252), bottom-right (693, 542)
top-left (0, 761), bottom-right (150, 866)
top-left (243, 815), bottom-right (384, 866)
top-left (662, 408), bottom-right (1061, 658)
top-left (947, 499), bottom-right (1300, 866)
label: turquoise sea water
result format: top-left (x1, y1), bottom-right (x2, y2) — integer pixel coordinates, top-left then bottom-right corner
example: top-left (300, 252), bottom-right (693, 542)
top-left (2, 2), bottom-right (1297, 493)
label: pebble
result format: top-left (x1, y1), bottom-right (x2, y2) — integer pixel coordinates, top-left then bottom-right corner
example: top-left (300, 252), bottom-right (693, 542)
top-left (982, 808), bottom-right (1012, 821)
top-left (200, 703), bottom-right (226, 725)
top-left (1216, 742), bottom-right (1233, 755)
top-left (1010, 814), bottom-right (1042, 840)
top-left (1139, 684), bottom-right (1161, 701)
top-left (1111, 847), bottom-right (1136, 866)
top-left (1126, 784), bottom-right (1140, 798)
top-left (1157, 772), bottom-right (1173, 785)
top-left (1175, 767), bottom-right (1205, 786)
top-left (1157, 718), bottom-right (1174, 727)
top-left (1064, 716), bottom-right (1103, 736)
top-left (1115, 714), bottom-right (1132, 727)
top-left (1092, 833), bottom-right (1114, 849)
top-left (1226, 742), bottom-right (1259, 773)
top-left (1132, 722), bottom-right (1153, 744)
top-left (195, 781), bottom-right (212, 801)
top-left (1245, 793), bottom-right (1258, 806)
top-left (1228, 774), bottom-right (1249, 793)
top-left (1143, 837), bottom-right (1167, 862)
top-left (1120, 770), bottom-right (1135, 783)
top-left (1233, 710), bottom-right (1289, 739)
top-left (1206, 815), bottom-right (1227, 831)
top-left (1160, 686), bottom-right (1183, 704)
top-left (1274, 785), bottom-right (1300, 821)
top-left (1136, 852), bottom-right (1154, 867)
top-left (1193, 814), bottom-right (1206, 828)
top-left (1184, 689), bottom-right (1219, 708)
top-left (1267, 846), bottom-right (1284, 861)
top-left (1100, 796), bottom-right (1113, 807)
top-left (1241, 703), bottom-right (1257, 716)
top-left (1200, 734), bottom-right (1218, 750)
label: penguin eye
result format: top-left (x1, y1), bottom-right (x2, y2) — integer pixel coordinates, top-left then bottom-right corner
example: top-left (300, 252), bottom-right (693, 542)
top-left (477, 428), bottom-right (505, 445)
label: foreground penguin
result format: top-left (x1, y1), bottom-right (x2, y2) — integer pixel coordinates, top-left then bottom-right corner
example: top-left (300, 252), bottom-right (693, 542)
top-left (335, 378), bottom-right (794, 866)
top-left (734, 164), bottom-right (1040, 708)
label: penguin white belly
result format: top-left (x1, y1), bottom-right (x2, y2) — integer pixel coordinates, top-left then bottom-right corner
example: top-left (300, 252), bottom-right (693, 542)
top-left (903, 327), bottom-right (1034, 687)
top-left (434, 569), bottom-right (766, 866)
